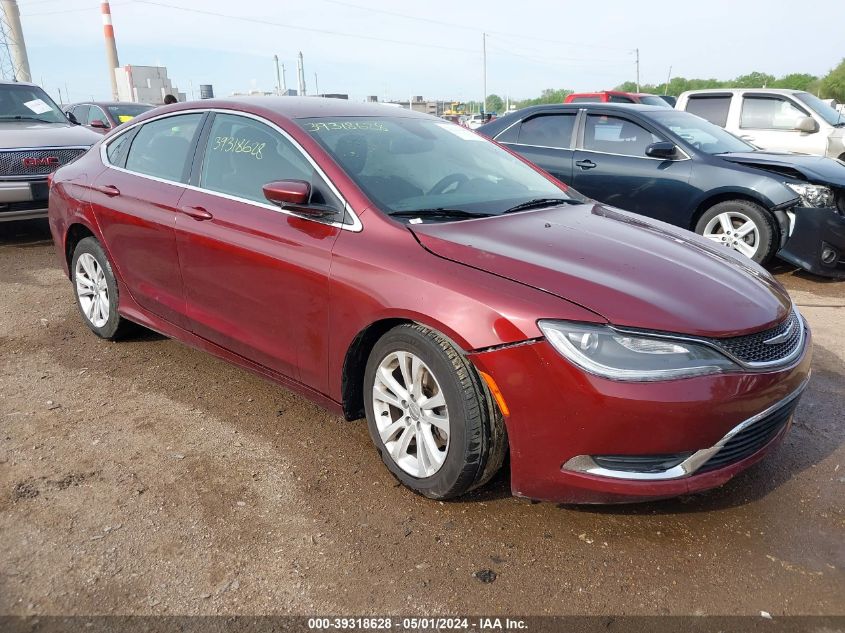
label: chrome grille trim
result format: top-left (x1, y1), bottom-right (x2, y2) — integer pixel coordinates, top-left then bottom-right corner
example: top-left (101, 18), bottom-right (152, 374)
top-left (0, 146), bottom-right (89, 177)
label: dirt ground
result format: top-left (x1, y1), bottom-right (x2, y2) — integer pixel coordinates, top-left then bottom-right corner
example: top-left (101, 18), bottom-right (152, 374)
top-left (1, 219), bottom-right (843, 617)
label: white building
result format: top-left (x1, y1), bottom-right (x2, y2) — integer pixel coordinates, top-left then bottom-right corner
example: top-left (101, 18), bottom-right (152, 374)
top-left (114, 65), bottom-right (186, 104)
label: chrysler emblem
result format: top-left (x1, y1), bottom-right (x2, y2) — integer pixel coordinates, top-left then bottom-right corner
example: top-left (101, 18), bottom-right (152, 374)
top-left (763, 321), bottom-right (794, 345)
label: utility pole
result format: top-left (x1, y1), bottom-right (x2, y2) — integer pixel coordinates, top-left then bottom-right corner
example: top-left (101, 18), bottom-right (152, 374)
top-left (664, 65), bottom-right (672, 95)
top-left (273, 55), bottom-right (282, 95)
top-left (1, 0), bottom-right (31, 82)
top-left (482, 32), bottom-right (487, 115)
top-left (635, 47), bottom-right (640, 93)
top-left (314, 72), bottom-right (319, 96)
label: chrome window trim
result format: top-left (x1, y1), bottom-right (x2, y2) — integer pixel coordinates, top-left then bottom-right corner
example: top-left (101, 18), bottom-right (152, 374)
top-left (575, 147), bottom-right (691, 162)
top-left (562, 376), bottom-right (809, 481)
top-left (99, 107), bottom-right (362, 232)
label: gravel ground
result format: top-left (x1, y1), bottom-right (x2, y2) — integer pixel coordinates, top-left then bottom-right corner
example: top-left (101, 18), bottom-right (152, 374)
top-left (1, 219), bottom-right (843, 616)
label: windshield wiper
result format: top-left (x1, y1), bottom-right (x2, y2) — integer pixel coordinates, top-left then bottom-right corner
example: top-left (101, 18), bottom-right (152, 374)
top-left (389, 208), bottom-right (493, 220)
top-left (0, 115), bottom-right (57, 123)
top-left (502, 198), bottom-right (579, 214)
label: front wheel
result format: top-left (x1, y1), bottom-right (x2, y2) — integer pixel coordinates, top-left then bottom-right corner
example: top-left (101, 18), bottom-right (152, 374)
top-left (695, 200), bottom-right (777, 264)
top-left (363, 323), bottom-right (506, 499)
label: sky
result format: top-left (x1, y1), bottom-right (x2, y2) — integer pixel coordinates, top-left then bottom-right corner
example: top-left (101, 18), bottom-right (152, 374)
top-left (14, 0), bottom-right (844, 105)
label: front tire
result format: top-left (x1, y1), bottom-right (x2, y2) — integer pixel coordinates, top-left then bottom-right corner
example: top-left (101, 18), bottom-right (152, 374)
top-left (71, 237), bottom-right (132, 340)
top-left (695, 200), bottom-right (777, 264)
top-left (363, 323), bottom-right (506, 499)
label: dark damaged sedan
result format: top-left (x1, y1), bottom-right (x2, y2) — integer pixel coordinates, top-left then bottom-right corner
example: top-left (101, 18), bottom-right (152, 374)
top-left (479, 104), bottom-right (845, 277)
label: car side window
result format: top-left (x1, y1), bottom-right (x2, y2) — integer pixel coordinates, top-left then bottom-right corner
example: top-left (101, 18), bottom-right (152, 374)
top-left (609, 95), bottom-right (634, 103)
top-left (73, 105), bottom-right (90, 123)
top-left (685, 95), bottom-right (731, 127)
top-left (86, 106), bottom-right (107, 126)
top-left (583, 114), bottom-right (662, 157)
top-left (740, 96), bottom-right (809, 130)
top-left (124, 113), bottom-right (203, 182)
top-left (516, 114), bottom-right (576, 149)
top-left (494, 121), bottom-right (520, 143)
top-left (200, 113), bottom-right (338, 208)
top-left (106, 129), bottom-right (136, 168)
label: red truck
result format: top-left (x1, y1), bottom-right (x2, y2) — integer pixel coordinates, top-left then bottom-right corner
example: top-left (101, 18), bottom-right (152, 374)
top-left (564, 90), bottom-right (672, 107)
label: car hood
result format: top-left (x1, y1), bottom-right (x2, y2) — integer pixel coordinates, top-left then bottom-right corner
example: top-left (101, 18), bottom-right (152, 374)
top-left (0, 121), bottom-right (101, 149)
top-left (410, 204), bottom-right (792, 337)
top-left (718, 151), bottom-right (845, 187)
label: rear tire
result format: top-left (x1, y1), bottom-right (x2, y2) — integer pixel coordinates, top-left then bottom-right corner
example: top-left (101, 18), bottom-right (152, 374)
top-left (363, 323), bottom-right (506, 500)
top-left (71, 237), bottom-right (133, 340)
top-left (695, 200), bottom-right (777, 265)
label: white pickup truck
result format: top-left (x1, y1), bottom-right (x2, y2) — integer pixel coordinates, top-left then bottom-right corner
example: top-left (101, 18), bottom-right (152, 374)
top-left (676, 88), bottom-right (845, 161)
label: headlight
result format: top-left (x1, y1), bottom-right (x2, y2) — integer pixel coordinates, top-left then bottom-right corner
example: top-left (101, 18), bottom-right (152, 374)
top-left (538, 320), bottom-right (737, 381)
top-left (785, 182), bottom-right (834, 208)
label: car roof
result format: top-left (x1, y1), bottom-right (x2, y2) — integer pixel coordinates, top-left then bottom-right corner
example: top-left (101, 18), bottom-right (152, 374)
top-left (680, 88), bottom-right (807, 96)
top-left (170, 96), bottom-right (433, 120)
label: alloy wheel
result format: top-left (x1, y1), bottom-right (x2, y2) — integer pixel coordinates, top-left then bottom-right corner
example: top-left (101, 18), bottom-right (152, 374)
top-left (372, 350), bottom-right (450, 478)
top-left (702, 211), bottom-right (760, 259)
top-left (75, 253), bottom-right (110, 328)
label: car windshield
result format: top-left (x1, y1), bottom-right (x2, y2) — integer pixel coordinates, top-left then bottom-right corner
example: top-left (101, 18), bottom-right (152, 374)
top-left (649, 110), bottom-right (756, 154)
top-left (299, 116), bottom-right (575, 215)
top-left (637, 95), bottom-right (672, 108)
top-left (793, 92), bottom-right (843, 126)
top-left (106, 104), bottom-right (152, 124)
top-left (0, 83), bottom-right (67, 123)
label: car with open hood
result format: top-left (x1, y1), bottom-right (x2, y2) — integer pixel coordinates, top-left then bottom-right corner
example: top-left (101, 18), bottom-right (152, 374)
top-left (478, 103), bottom-right (845, 278)
top-left (48, 98), bottom-right (811, 503)
top-left (0, 81), bottom-right (101, 223)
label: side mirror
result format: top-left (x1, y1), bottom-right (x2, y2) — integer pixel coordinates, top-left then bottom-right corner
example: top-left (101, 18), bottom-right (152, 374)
top-left (263, 180), bottom-right (339, 219)
top-left (795, 116), bottom-right (818, 133)
top-left (66, 111), bottom-right (79, 125)
top-left (645, 141), bottom-right (678, 159)
top-left (90, 119), bottom-right (109, 130)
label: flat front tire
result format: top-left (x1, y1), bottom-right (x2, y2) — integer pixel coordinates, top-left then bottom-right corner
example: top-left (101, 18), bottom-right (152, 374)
top-left (71, 237), bottom-right (132, 340)
top-left (363, 323), bottom-right (506, 499)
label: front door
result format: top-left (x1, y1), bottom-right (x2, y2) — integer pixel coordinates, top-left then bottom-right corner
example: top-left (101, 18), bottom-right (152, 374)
top-left (501, 112), bottom-right (577, 185)
top-left (92, 112), bottom-right (205, 328)
top-left (175, 112), bottom-right (342, 387)
top-left (737, 94), bottom-right (826, 155)
top-left (572, 112), bottom-right (692, 225)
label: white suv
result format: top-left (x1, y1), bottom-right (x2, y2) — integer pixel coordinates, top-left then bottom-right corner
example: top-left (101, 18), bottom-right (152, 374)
top-left (676, 88), bottom-right (845, 160)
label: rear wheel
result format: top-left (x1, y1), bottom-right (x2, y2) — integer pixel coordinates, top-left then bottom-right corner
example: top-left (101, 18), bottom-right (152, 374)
top-left (71, 237), bottom-right (133, 340)
top-left (695, 200), bottom-right (777, 264)
top-left (363, 323), bottom-right (506, 499)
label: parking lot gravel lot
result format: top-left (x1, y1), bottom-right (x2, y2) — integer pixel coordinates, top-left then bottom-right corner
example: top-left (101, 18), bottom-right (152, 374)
top-left (1, 220), bottom-right (843, 616)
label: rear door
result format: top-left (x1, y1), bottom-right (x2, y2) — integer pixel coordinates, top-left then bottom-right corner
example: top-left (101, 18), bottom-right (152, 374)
top-left (497, 111), bottom-right (577, 184)
top-left (174, 112), bottom-right (344, 387)
top-left (571, 110), bottom-right (693, 224)
top-left (92, 112), bottom-right (205, 328)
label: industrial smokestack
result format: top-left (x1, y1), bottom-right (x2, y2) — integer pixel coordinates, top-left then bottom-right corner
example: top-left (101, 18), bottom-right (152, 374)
top-left (1, 0), bottom-right (31, 82)
top-left (297, 51), bottom-right (306, 96)
top-left (101, 1), bottom-right (120, 100)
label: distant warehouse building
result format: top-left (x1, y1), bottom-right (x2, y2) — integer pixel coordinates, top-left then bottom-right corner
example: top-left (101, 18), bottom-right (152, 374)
top-left (115, 65), bottom-right (186, 104)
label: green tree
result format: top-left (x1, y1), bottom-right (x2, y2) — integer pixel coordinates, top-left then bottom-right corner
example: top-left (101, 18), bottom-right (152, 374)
top-left (733, 71), bottom-right (776, 88)
top-left (771, 73), bottom-right (818, 91)
top-left (485, 93), bottom-right (504, 114)
top-left (820, 59), bottom-right (845, 102)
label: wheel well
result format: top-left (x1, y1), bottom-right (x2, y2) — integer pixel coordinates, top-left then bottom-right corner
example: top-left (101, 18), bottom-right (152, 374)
top-left (689, 193), bottom-right (770, 231)
top-left (64, 224), bottom-right (96, 274)
top-left (340, 318), bottom-right (413, 421)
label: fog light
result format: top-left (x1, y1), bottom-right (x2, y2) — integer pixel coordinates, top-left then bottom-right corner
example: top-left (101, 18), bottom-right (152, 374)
top-left (821, 243), bottom-right (838, 266)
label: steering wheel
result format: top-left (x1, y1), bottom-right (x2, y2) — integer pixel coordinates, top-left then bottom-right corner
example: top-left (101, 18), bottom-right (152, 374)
top-left (428, 173), bottom-right (469, 195)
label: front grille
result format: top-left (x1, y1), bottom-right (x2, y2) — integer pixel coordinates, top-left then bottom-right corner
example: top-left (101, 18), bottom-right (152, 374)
top-left (705, 310), bottom-right (803, 366)
top-left (0, 200), bottom-right (49, 214)
top-left (698, 396), bottom-right (800, 473)
top-left (0, 147), bottom-right (86, 177)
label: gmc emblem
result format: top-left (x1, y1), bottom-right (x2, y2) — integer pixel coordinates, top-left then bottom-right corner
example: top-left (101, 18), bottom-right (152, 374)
top-left (22, 156), bottom-right (60, 168)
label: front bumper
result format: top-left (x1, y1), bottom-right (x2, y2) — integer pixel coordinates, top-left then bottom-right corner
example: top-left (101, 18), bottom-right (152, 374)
top-left (468, 330), bottom-right (812, 504)
top-left (0, 178), bottom-right (49, 222)
top-left (777, 206), bottom-right (845, 278)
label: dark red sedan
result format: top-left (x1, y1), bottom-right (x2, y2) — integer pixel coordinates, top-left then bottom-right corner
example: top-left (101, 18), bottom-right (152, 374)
top-left (48, 98), bottom-right (811, 504)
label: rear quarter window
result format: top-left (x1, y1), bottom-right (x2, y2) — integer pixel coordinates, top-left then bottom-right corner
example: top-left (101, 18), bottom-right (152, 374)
top-left (685, 95), bottom-right (732, 127)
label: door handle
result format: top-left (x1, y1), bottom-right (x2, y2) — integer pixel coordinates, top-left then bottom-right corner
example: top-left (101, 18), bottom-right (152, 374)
top-left (94, 184), bottom-right (120, 197)
top-left (575, 159), bottom-right (597, 170)
top-left (179, 205), bottom-right (214, 221)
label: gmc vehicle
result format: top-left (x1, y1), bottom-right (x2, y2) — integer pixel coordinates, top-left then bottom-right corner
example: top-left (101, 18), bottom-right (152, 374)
top-left (676, 89), bottom-right (845, 160)
top-left (0, 81), bottom-right (100, 223)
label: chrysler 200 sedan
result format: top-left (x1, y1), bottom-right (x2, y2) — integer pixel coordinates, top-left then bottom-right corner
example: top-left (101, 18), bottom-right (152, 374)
top-left (48, 98), bottom-right (811, 504)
